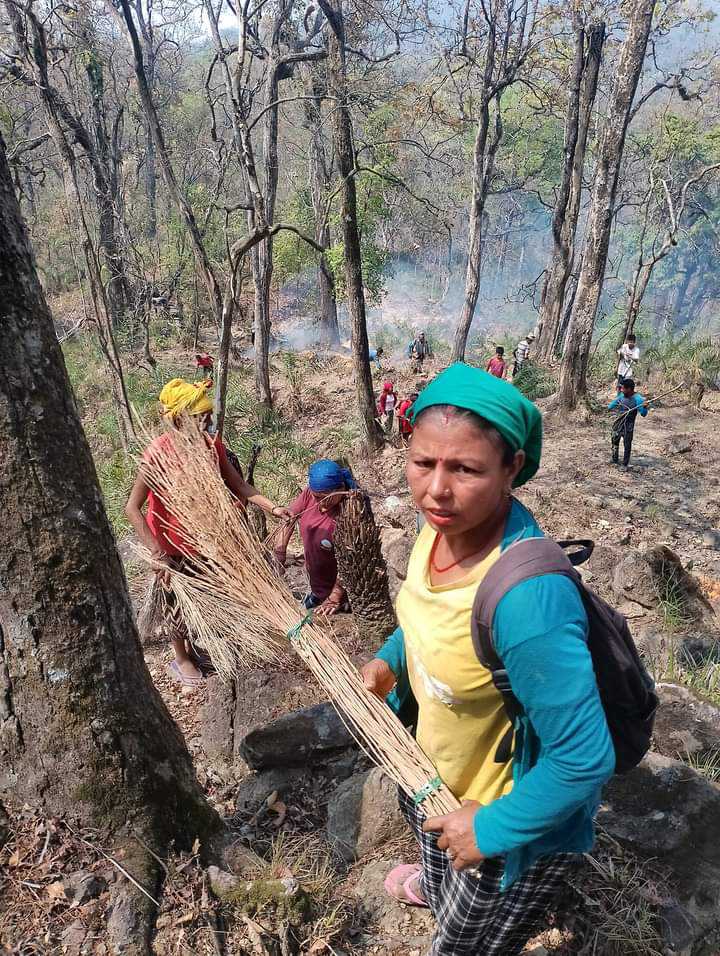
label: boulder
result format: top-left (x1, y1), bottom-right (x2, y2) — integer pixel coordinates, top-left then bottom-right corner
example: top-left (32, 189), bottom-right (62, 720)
top-left (235, 766), bottom-right (311, 814)
top-left (612, 552), bottom-right (659, 609)
top-left (200, 675), bottom-right (236, 764)
top-left (702, 530), bottom-right (720, 551)
top-left (240, 702), bottom-right (355, 770)
top-left (612, 546), bottom-right (717, 624)
top-left (326, 768), bottom-right (406, 862)
top-left (200, 667), bottom-right (313, 767)
top-left (598, 753), bottom-right (720, 944)
top-left (653, 683), bottom-right (720, 761)
top-left (350, 857), bottom-right (434, 944)
top-left (668, 435), bottom-right (692, 456)
top-left (380, 527), bottom-right (414, 600)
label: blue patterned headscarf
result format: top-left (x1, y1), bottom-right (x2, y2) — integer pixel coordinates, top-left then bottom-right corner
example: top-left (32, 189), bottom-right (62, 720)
top-left (308, 459), bottom-right (357, 492)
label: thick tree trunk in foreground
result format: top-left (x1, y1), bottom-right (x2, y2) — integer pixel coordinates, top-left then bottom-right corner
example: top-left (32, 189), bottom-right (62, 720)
top-left (556, 0), bottom-right (655, 411)
top-left (0, 134), bottom-right (220, 951)
top-left (535, 18), bottom-right (604, 363)
top-left (318, 0), bottom-right (382, 449)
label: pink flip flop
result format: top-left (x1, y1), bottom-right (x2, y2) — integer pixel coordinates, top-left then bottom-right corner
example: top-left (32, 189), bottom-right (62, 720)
top-left (383, 864), bottom-right (428, 908)
top-left (167, 660), bottom-right (204, 687)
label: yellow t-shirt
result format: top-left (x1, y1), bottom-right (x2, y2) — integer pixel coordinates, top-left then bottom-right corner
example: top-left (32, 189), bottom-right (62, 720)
top-left (395, 524), bottom-right (514, 804)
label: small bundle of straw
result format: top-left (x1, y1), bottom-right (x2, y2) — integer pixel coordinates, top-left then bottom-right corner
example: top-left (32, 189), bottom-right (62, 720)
top-left (139, 421), bottom-right (460, 817)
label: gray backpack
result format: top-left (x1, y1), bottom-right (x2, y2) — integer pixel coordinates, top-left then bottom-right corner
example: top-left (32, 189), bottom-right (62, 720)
top-left (471, 537), bottom-right (657, 774)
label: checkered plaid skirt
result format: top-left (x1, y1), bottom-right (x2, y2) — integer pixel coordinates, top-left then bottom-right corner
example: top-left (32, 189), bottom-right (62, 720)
top-left (399, 789), bottom-right (575, 956)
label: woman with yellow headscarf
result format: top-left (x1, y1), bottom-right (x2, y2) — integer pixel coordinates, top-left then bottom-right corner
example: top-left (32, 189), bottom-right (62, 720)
top-left (126, 378), bottom-right (290, 686)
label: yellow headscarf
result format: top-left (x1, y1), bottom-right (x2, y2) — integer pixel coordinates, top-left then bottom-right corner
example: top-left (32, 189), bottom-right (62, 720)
top-left (159, 378), bottom-right (214, 417)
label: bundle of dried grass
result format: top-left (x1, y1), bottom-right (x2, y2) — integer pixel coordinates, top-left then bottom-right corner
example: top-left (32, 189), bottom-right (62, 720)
top-left (334, 491), bottom-right (397, 649)
top-left (139, 420), bottom-right (460, 817)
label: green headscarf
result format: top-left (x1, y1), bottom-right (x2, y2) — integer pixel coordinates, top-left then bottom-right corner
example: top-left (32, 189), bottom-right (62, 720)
top-left (411, 363), bottom-right (543, 487)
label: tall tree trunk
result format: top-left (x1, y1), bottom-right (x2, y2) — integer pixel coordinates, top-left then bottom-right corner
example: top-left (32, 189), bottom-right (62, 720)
top-left (117, 0), bottom-right (225, 329)
top-left (302, 64), bottom-right (339, 345)
top-left (451, 0), bottom-right (532, 362)
top-left (252, 17), bottom-right (284, 411)
top-left (5, 3), bottom-right (136, 447)
top-left (0, 132), bottom-right (220, 952)
top-left (317, 0), bottom-right (382, 449)
top-left (451, 18), bottom-right (500, 363)
top-left (556, 1), bottom-right (655, 411)
top-left (672, 256), bottom-right (697, 322)
top-left (536, 18), bottom-right (604, 363)
top-left (83, 45), bottom-right (131, 325)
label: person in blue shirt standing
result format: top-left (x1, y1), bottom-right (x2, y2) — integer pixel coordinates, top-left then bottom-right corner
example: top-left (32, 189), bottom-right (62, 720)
top-left (609, 378), bottom-right (648, 467)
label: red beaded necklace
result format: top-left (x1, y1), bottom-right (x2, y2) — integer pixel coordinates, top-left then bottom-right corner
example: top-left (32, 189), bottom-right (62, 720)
top-left (429, 533), bottom-right (487, 574)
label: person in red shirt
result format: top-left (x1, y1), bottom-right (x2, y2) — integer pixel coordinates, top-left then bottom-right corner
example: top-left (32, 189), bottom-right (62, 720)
top-left (273, 460), bottom-right (358, 616)
top-left (378, 380), bottom-right (398, 434)
top-left (126, 378), bottom-right (289, 686)
top-left (486, 346), bottom-right (507, 379)
top-left (397, 392), bottom-right (419, 443)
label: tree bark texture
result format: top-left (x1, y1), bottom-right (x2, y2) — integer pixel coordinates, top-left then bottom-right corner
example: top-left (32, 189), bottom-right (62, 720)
top-left (536, 18), bottom-right (604, 363)
top-left (0, 133), bottom-right (220, 948)
top-left (302, 64), bottom-right (339, 345)
top-left (556, 0), bottom-right (655, 411)
top-left (5, 3), bottom-right (136, 448)
top-left (318, 0), bottom-right (382, 449)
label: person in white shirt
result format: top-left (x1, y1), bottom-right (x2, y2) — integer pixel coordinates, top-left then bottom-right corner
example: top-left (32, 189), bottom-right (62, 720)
top-left (512, 332), bottom-right (534, 377)
top-left (616, 334), bottom-right (640, 389)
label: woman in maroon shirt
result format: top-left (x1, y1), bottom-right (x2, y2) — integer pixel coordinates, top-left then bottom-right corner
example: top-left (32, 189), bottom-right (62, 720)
top-left (273, 460), bottom-right (357, 616)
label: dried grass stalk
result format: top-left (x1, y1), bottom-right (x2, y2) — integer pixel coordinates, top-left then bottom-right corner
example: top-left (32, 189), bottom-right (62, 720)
top-left (138, 421), bottom-right (460, 817)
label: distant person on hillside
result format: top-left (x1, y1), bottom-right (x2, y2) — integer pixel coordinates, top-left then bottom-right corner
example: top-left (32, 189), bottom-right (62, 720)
top-left (608, 378), bottom-right (648, 468)
top-left (398, 392), bottom-right (419, 443)
top-left (369, 346), bottom-right (385, 369)
top-left (273, 460), bottom-right (355, 616)
top-left (378, 380), bottom-right (399, 434)
top-left (194, 353), bottom-right (214, 382)
top-left (408, 331), bottom-right (432, 373)
top-left (486, 346), bottom-right (507, 379)
top-left (125, 378), bottom-right (289, 687)
top-left (512, 333), bottom-right (534, 377)
top-left (616, 334), bottom-right (640, 389)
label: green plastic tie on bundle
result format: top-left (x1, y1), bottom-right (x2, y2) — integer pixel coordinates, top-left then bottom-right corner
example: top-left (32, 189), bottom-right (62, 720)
top-left (287, 611), bottom-right (314, 643)
top-left (412, 775), bottom-right (442, 806)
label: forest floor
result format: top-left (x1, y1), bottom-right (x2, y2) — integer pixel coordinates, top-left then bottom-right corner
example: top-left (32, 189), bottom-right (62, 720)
top-left (2, 326), bottom-right (720, 954)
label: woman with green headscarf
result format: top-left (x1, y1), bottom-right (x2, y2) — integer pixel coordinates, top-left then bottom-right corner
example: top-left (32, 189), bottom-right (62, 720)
top-left (361, 364), bottom-right (614, 956)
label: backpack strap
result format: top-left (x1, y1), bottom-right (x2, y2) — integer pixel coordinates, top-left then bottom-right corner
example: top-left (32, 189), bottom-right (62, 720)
top-left (471, 537), bottom-right (581, 763)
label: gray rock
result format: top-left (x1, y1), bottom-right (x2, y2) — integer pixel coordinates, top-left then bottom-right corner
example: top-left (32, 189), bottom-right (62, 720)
top-left (62, 869), bottom-right (106, 904)
top-left (702, 530), bottom-right (720, 550)
top-left (612, 552), bottom-right (658, 609)
top-left (381, 527), bottom-right (414, 600)
top-left (599, 753), bottom-right (720, 942)
top-left (668, 435), bottom-right (692, 455)
top-left (235, 766), bottom-right (310, 814)
top-left (326, 768), bottom-right (406, 862)
top-left (222, 840), bottom-right (265, 877)
top-left (240, 702), bottom-right (355, 770)
top-left (653, 683), bottom-right (720, 760)
top-left (350, 858), bottom-right (434, 941)
top-left (200, 675), bottom-right (236, 764)
top-left (678, 634), bottom-right (720, 667)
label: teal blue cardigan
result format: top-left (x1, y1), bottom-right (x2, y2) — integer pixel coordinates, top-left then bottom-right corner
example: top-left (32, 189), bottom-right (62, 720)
top-left (376, 499), bottom-right (615, 890)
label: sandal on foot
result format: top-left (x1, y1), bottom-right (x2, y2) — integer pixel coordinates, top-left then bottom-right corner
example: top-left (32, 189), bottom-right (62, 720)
top-left (167, 660), bottom-right (204, 687)
top-left (383, 864), bottom-right (428, 908)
